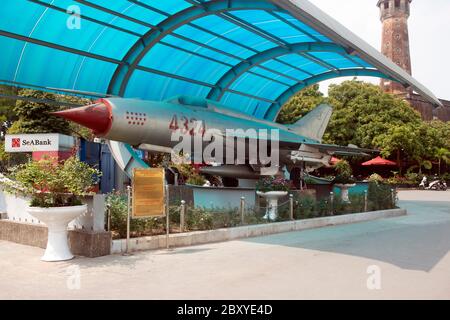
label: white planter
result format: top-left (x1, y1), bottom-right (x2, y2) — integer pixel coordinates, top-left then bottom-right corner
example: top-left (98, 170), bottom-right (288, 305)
top-left (256, 191), bottom-right (288, 221)
top-left (26, 205), bottom-right (87, 262)
top-left (335, 184), bottom-right (356, 203)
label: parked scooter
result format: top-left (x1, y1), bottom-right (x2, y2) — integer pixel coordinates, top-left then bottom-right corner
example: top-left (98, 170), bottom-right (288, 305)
top-left (419, 176), bottom-right (428, 189)
top-left (428, 180), bottom-right (447, 191)
top-left (420, 176), bottom-right (448, 191)
top-left (419, 176), bottom-right (448, 191)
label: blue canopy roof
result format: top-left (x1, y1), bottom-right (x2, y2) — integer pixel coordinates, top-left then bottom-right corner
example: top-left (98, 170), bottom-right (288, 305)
top-left (0, 0), bottom-right (442, 121)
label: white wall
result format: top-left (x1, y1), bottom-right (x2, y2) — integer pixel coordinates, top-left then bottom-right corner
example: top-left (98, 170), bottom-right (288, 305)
top-left (0, 185), bottom-right (106, 231)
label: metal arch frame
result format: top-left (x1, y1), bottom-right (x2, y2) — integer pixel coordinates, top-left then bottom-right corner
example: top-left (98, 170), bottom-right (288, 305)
top-left (73, 0), bottom-right (157, 30)
top-left (0, 30), bottom-right (123, 65)
top-left (275, 0), bottom-right (442, 107)
top-left (207, 42), bottom-right (349, 101)
top-left (107, 0), bottom-right (281, 97)
top-left (29, 0), bottom-right (143, 37)
top-left (264, 69), bottom-right (394, 121)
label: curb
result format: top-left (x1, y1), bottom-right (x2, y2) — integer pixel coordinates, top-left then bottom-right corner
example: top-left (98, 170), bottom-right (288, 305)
top-left (111, 208), bottom-right (407, 254)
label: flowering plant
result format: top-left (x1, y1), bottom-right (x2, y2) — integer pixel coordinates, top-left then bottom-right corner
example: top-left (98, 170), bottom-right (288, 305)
top-left (256, 176), bottom-right (291, 193)
top-left (7, 156), bottom-right (101, 208)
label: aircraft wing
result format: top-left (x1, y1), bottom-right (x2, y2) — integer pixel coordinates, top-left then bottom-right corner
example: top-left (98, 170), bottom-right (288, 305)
top-left (215, 130), bottom-right (378, 156)
top-left (304, 143), bottom-right (379, 156)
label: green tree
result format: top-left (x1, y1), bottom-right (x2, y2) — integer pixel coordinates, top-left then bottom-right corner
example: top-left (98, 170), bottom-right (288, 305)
top-left (325, 80), bottom-right (422, 149)
top-left (8, 89), bottom-right (72, 135)
top-left (373, 123), bottom-right (422, 174)
top-left (0, 85), bottom-right (19, 137)
top-left (277, 84), bottom-right (324, 124)
top-left (277, 79), bottom-right (450, 176)
top-left (434, 147), bottom-right (450, 176)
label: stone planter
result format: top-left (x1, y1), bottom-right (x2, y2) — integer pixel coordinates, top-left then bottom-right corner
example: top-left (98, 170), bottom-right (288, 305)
top-left (256, 191), bottom-right (288, 221)
top-left (27, 205), bottom-right (87, 262)
top-left (335, 184), bottom-right (356, 203)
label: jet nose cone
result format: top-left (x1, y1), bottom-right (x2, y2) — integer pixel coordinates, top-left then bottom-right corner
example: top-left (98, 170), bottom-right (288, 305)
top-left (53, 100), bottom-right (112, 136)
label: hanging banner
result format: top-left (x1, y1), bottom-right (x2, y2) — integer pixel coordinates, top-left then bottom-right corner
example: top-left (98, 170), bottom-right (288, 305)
top-left (132, 168), bottom-right (166, 218)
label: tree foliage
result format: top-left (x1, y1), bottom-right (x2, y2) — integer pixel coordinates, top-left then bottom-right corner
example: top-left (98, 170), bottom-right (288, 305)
top-left (277, 80), bottom-right (450, 174)
top-left (8, 89), bottom-right (72, 135)
top-left (5, 88), bottom-right (94, 140)
top-left (0, 85), bottom-right (19, 137)
top-left (325, 80), bottom-right (422, 149)
top-left (10, 156), bottom-right (101, 207)
top-left (277, 84), bottom-right (324, 124)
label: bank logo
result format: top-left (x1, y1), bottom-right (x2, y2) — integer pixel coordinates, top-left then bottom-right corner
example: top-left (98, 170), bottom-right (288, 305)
top-left (12, 138), bottom-right (21, 148)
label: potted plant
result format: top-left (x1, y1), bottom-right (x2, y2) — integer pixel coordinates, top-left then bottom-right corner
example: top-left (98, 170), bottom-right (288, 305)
top-left (256, 176), bottom-right (291, 221)
top-left (333, 160), bottom-right (356, 203)
top-left (10, 156), bottom-right (101, 262)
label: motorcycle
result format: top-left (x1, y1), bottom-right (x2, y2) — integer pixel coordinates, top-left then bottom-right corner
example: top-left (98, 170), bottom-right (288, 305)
top-left (419, 176), bottom-right (428, 190)
top-left (419, 176), bottom-right (448, 191)
top-left (427, 179), bottom-right (447, 191)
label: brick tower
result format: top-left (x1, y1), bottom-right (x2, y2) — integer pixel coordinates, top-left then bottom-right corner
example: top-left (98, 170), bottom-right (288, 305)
top-left (377, 0), bottom-right (412, 96)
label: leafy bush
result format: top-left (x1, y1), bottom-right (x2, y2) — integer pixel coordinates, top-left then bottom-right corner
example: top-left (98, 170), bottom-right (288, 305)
top-left (186, 206), bottom-right (214, 230)
top-left (386, 175), bottom-right (413, 185)
top-left (186, 173), bottom-right (206, 186)
top-left (209, 208), bottom-right (243, 228)
top-left (368, 173), bottom-right (384, 183)
top-left (404, 172), bottom-right (420, 184)
top-left (333, 194), bottom-right (365, 215)
top-left (367, 182), bottom-right (396, 211)
top-left (333, 160), bottom-right (356, 184)
top-left (294, 196), bottom-right (318, 219)
top-left (0, 142), bottom-right (29, 173)
top-left (256, 176), bottom-right (291, 192)
top-left (9, 156), bottom-right (101, 207)
top-left (106, 186), bottom-right (397, 239)
top-left (106, 192), bottom-right (170, 238)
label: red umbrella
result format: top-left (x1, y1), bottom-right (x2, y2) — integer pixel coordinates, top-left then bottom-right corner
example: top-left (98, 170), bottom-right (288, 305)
top-left (362, 156), bottom-right (397, 166)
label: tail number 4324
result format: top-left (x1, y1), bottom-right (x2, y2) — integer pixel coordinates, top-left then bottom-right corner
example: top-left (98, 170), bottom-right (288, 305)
top-left (169, 115), bottom-right (205, 136)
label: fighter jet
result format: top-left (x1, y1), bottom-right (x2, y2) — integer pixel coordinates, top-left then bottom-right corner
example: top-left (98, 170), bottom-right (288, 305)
top-left (54, 95), bottom-right (375, 179)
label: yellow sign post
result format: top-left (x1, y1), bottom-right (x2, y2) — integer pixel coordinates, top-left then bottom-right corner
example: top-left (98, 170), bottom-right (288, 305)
top-left (132, 168), bottom-right (166, 218)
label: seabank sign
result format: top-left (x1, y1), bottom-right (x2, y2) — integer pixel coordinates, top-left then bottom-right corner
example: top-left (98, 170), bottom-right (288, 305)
top-left (5, 134), bottom-right (75, 152)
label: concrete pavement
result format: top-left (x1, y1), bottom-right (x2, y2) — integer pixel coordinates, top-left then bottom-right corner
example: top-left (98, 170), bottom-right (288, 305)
top-left (0, 190), bottom-right (449, 299)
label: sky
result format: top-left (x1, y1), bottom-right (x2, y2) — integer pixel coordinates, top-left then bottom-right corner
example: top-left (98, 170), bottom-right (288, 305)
top-left (308, 0), bottom-right (450, 100)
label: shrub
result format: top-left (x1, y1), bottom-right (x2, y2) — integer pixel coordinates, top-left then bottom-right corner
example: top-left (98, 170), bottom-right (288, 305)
top-left (186, 173), bottom-right (206, 186)
top-left (106, 192), bottom-right (148, 238)
top-left (256, 176), bottom-right (291, 192)
top-left (333, 160), bottom-right (356, 184)
top-left (294, 196), bottom-right (316, 219)
top-left (210, 208), bottom-right (242, 228)
top-left (186, 207), bottom-right (214, 230)
top-left (368, 173), bottom-right (384, 183)
top-left (367, 182), bottom-right (396, 211)
top-left (9, 156), bottom-right (100, 207)
top-left (405, 172), bottom-right (420, 184)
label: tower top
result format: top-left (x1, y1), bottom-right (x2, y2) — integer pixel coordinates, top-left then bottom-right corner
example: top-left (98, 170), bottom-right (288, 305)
top-left (377, 0), bottom-right (412, 20)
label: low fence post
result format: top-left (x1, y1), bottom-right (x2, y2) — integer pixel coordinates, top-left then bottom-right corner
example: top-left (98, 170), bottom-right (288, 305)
top-left (106, 203), bottom-right (111, 232)
top-left (125, 186), bottom-right (131, 255)
top-left (289, 194), bottom-right (294, 221)
top-left (240, 197), bottom-right (245, 225)
top-left (329, 192), bottom-right (334, 216)
top-left (391, 189), bottom-right (396, 208)
top-left (364, 190), bottom-right (368, 212)
top-left (180, 200), bottom-right (186, 233)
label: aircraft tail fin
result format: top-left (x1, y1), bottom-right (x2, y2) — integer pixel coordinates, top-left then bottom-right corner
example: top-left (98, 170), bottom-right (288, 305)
top-left (287, 104), bottom-right (333, 142)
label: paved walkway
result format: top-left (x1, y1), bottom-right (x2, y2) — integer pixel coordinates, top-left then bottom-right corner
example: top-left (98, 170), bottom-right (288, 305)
top-left (0, 190), bottom-right (449, 300)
